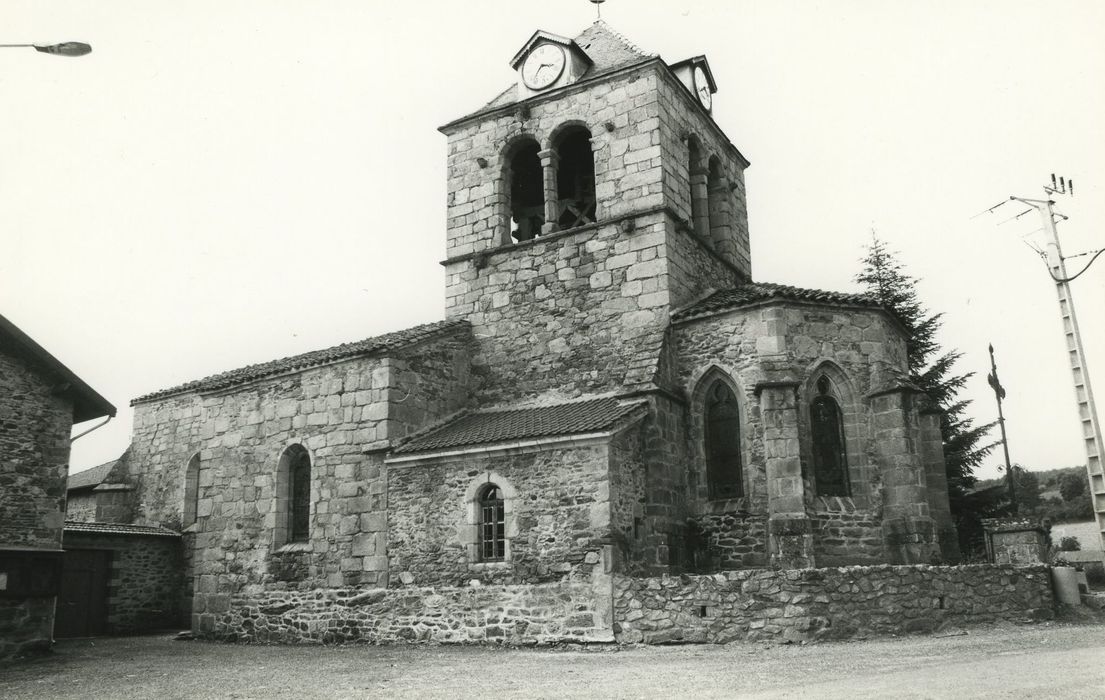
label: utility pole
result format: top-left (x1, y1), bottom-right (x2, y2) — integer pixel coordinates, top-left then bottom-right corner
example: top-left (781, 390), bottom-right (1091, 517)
top-left (1010, 175), bottom-right (1104, 551)
top-left (987, 344), bottom-right (1017, 514)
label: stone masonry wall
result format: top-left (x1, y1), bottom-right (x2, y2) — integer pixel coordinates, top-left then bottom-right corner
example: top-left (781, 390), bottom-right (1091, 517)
top-left (0, 348), bottom-right (74, 661)
top-left (386, 442), bottom-right (613, 588)
top-left (195, 581), bottom-right (610, 645)
top-left (0, 351), bottom-right (72, 549)
top-left (613, 564), bottom-right (1054, 644)
top-left (125, 332), bottom-right (469, 617)
top-left (65, 491), bottom-right (97, 523)
top-left (674, 302), bottom-right (912, 566)
top-left (63, 532), bottom-right (183, 633)
top-left (445, 215), bottom-right (675, 404)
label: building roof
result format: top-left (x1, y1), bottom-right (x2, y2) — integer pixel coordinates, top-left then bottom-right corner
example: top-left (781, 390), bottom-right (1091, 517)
top-left (672, 282), bottom-right (883, 323)
top-left (457, 21), bottom-right (655, 120)
top-left (64, 521), bottom-right (181, 538)
top-left (392, 397), bottom-right (646, 455)
top-left (0, 312), bottom-right (116, 423)
top-left (67, 458), bottom-right (121, 491)
top-left (132, 319), bottom-right (469, 405)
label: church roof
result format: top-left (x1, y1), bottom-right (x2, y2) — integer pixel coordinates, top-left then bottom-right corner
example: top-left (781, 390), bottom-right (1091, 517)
top-left (672, 282), bottom-right (883, 323)
top-left (471, 21), bottom-right (654, 115)
top-left (68, 457), bottom-right (122, 491)
top-left (65, 521), bottom-right (181, 538)
top-left (132, 319), bottom-right (470, 405)
top-left (391, 397), bottom-right (646, 455)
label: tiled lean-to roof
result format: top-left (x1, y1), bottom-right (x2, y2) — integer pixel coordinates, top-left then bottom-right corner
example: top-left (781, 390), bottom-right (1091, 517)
top-left (67, 458), bottom-right (121, 491)
top-left (133, 319), bottom-right (469, 404)
top-left (64, 521), bottom-right (181, 538)
top-left (392, 397), bottom-right (646, 455)
top-left (672, 282), bottom-right (882, 323)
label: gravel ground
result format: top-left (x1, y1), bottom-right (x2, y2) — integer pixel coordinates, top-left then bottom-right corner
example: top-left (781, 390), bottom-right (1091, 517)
top-left (3, 621), bottom-right (1104, 699)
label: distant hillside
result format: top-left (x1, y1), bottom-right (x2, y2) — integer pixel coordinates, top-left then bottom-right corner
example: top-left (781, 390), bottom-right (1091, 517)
top-left (974, 465), bottom-right (1092, 524)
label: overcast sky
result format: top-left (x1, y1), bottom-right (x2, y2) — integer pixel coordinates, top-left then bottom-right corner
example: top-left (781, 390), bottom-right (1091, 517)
top-left (4, 1), bottom-right (1103, 480)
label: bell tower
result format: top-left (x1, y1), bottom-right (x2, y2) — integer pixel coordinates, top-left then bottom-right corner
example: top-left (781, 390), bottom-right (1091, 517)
top-left (437, 21), bottom-right (751, 403)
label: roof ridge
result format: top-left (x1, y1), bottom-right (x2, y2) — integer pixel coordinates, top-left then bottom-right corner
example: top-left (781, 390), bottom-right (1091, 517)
top-left (132, 319), bottom-right (470, 405)
top-left (586, 19), bottom-right (652, 58)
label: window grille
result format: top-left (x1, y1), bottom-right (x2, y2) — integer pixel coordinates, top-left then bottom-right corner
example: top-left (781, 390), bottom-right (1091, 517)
top-left (705, 381), bottom-right (743, 499)
top-left (289, 448), bottom-right (311, 542)
top-left (479, 485), bottom-right (506, 561)
top-left (811, 376), bottom-right (850, 496)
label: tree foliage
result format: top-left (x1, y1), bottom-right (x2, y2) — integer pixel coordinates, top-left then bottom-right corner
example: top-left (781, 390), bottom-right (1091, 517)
top-left (855, 234), bottom-right (996, 550)
top-left (1059, 472), bottom-right (1087, 502)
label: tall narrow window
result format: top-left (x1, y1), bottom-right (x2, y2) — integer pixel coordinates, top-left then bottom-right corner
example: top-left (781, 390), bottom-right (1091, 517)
top-left (508, 139), bottom-right (544, 242)
top-left (811, 376), bottom-right (850, 496)
top-left (705, 381), bottom-right (743, 499)
top-left (183, 453), bottom-right (200, 528)
top-left (479, 484), bottom-right (506, 561)
top-left (706, 156), bottom-right (726, 248)
top-left (553, 125), bottom-right (596, 229)
top-left (288, 445), bottom-right (312, 542)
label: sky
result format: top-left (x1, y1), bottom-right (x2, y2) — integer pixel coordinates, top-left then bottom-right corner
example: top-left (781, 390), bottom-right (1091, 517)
top-left (3, 0), bottom-right (1103, 480)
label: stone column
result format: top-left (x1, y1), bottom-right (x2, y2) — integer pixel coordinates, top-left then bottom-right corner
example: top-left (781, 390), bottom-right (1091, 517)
top-left (756, 380), bottom-right (814, 568)
top-left (538, 148), bottom-right (559, 236)
top-left (708, 176), bottom-right (733, 256)
top-left (919, 404), bottom-right (960, 563)
top-left (868, 387), bottom-right (940, 564)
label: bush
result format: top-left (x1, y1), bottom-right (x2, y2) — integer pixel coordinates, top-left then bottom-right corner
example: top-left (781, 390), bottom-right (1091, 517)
top-left (1059, 536), bottom-right (1081, 552)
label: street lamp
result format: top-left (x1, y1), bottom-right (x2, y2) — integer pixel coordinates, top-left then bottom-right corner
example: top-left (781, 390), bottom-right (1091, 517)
top-left (0, 42), bottom-right (92, 57)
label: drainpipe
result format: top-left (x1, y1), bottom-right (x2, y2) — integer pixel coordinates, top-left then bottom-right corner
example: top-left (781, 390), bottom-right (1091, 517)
top-left (71, 414), bottom-right (112, 443)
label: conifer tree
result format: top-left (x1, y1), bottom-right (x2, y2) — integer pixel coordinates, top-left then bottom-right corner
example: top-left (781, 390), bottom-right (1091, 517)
top-left (855, 234), bottom-right (995, 549)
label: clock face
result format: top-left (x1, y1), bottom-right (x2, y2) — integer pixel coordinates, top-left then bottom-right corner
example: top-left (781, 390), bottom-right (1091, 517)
top-left (522, 44), bottom-right (566, 90)
top-left (693, 66), bottom-right (712, 110)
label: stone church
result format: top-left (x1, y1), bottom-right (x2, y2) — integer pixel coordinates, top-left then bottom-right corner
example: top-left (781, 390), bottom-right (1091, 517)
top-left (104, 21), bottom-right (980, 643)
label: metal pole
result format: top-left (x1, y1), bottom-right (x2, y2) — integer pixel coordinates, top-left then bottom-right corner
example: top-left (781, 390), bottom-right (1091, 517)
top-left (988, 344), bottom-right (1017, 513)
top-left (1034, 196), bottom-right (1105, 551)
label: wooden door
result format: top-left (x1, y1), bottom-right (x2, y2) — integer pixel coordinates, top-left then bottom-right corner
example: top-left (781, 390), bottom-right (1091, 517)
top-left (55, 549), bottom-right (111, 638)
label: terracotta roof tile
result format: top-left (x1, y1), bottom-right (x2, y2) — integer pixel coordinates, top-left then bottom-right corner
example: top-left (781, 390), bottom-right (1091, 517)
top-left (68, 458), bottom-right (121, 491)
top-left (392, 397), bottom-right (646, 455)
top-left (132, 319), bottom-right (469, 405)
top-left (64, 521), bottom-right (181, 538)
top-left (672, 282), bottom-right (882, 322)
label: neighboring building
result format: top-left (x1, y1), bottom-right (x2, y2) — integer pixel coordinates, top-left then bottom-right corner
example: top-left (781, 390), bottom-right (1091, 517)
top-left (65, 454), bottom-right (133, 524)
top-left (0, 313), bottom-right (115, 660)
top-left (112, 21), bottom-right (963, 643)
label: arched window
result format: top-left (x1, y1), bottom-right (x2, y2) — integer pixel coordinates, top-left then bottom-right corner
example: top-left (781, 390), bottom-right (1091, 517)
top-left (810, 376), bottom-right (850, 496)
top-left (182, 453), bottom-right (200, 528)
top-left (553, 125), bottom-right (596, 229)
top-left (705, 381), bottom-right (743, 499)
top-left (507, 138), bottom-right (544, 242)
top-left (275, 443), bottom-right (312, 546)
top-left (479, 484), bottom-right (506, 561)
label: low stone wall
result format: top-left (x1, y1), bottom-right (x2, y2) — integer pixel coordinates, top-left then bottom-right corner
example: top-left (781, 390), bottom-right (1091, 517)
top-left (613, 564), bottom-right (1054, 644)
top-left (194, 580), bottom-right (610, 644)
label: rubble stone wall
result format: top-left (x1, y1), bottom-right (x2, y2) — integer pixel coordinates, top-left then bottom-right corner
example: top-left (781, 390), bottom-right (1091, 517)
top-left (386, 441), bottom-right (614, 588)
top-left (0, 348), bottom-right (74, 660)
top-left (194, 581), bottom-right (610, 645)
top-left (613, 564), bottom-right (1054, 644)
